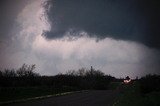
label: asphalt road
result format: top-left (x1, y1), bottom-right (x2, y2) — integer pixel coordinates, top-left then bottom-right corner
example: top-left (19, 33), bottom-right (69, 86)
top-left (6, 90), bottom-right (120, 106)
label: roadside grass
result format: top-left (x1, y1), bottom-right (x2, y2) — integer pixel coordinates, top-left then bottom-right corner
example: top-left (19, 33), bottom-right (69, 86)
top-left (113, 82), bottom-right (160, 106)
top-left (0, 86), bottom-right (79, 103)
top-left (108, 82), bottom-right (121, 90)
top-left (0, 81), bottom-right (118, 104)
top-left (144, 91), bottom-right (160, 106)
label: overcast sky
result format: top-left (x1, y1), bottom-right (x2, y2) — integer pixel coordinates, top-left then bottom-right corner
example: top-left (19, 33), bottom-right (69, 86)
top-left (0, 0), bottom-right (160, 78)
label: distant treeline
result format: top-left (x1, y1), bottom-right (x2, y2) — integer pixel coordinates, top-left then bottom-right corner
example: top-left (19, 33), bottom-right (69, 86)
top-left (1, 64), bottom-right (159, 92)
top-left (0, 64), bottom-right (115, 90)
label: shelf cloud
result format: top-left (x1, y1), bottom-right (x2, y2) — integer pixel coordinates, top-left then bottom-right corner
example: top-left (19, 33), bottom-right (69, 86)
top-left (43, 0), bottom-right (160, 48)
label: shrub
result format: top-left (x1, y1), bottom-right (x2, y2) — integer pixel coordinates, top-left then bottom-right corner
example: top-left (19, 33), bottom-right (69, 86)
top-left (139, 74), bottom-right (160, 94)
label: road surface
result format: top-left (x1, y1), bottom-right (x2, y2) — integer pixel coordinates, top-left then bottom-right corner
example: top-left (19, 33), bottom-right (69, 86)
top-left (6, 90), bottom-right (120, 106)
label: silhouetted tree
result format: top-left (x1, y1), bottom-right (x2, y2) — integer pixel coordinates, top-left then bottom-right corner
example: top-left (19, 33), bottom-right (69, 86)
top-left (0, 70), bottom-right (2, 77)
top-left (0, 64), bottom-right (40, 87)
top-left (77, 68), bottom-right (86, 76)
top-left (16, 64), bottom-right (37, 77)
top-left (0, 65), bottom-right (115, 90)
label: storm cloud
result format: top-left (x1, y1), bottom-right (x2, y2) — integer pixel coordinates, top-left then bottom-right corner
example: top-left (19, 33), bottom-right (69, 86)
top-left (0, 0), bottom-right (159, 78)
top-left (43, 0), bottom-right (160, 48)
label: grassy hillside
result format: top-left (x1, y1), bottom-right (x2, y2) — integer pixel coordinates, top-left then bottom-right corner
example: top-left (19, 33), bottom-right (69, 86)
top-left (114, 82), bottom-right (160, 106)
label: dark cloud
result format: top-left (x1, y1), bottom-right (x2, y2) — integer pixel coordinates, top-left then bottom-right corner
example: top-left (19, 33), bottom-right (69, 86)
top-left (43, 0), bottom-right (160, 48)
top-left (0, 0), bottom-right (30, 40)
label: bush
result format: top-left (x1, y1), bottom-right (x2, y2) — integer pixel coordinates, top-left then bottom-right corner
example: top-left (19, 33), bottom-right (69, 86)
top-left (0, 65), bottom-right (115, 90)
top-left (139, 74), bottom-right (160, 94)
top-left (0, 64), bottom-right (40, 87)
